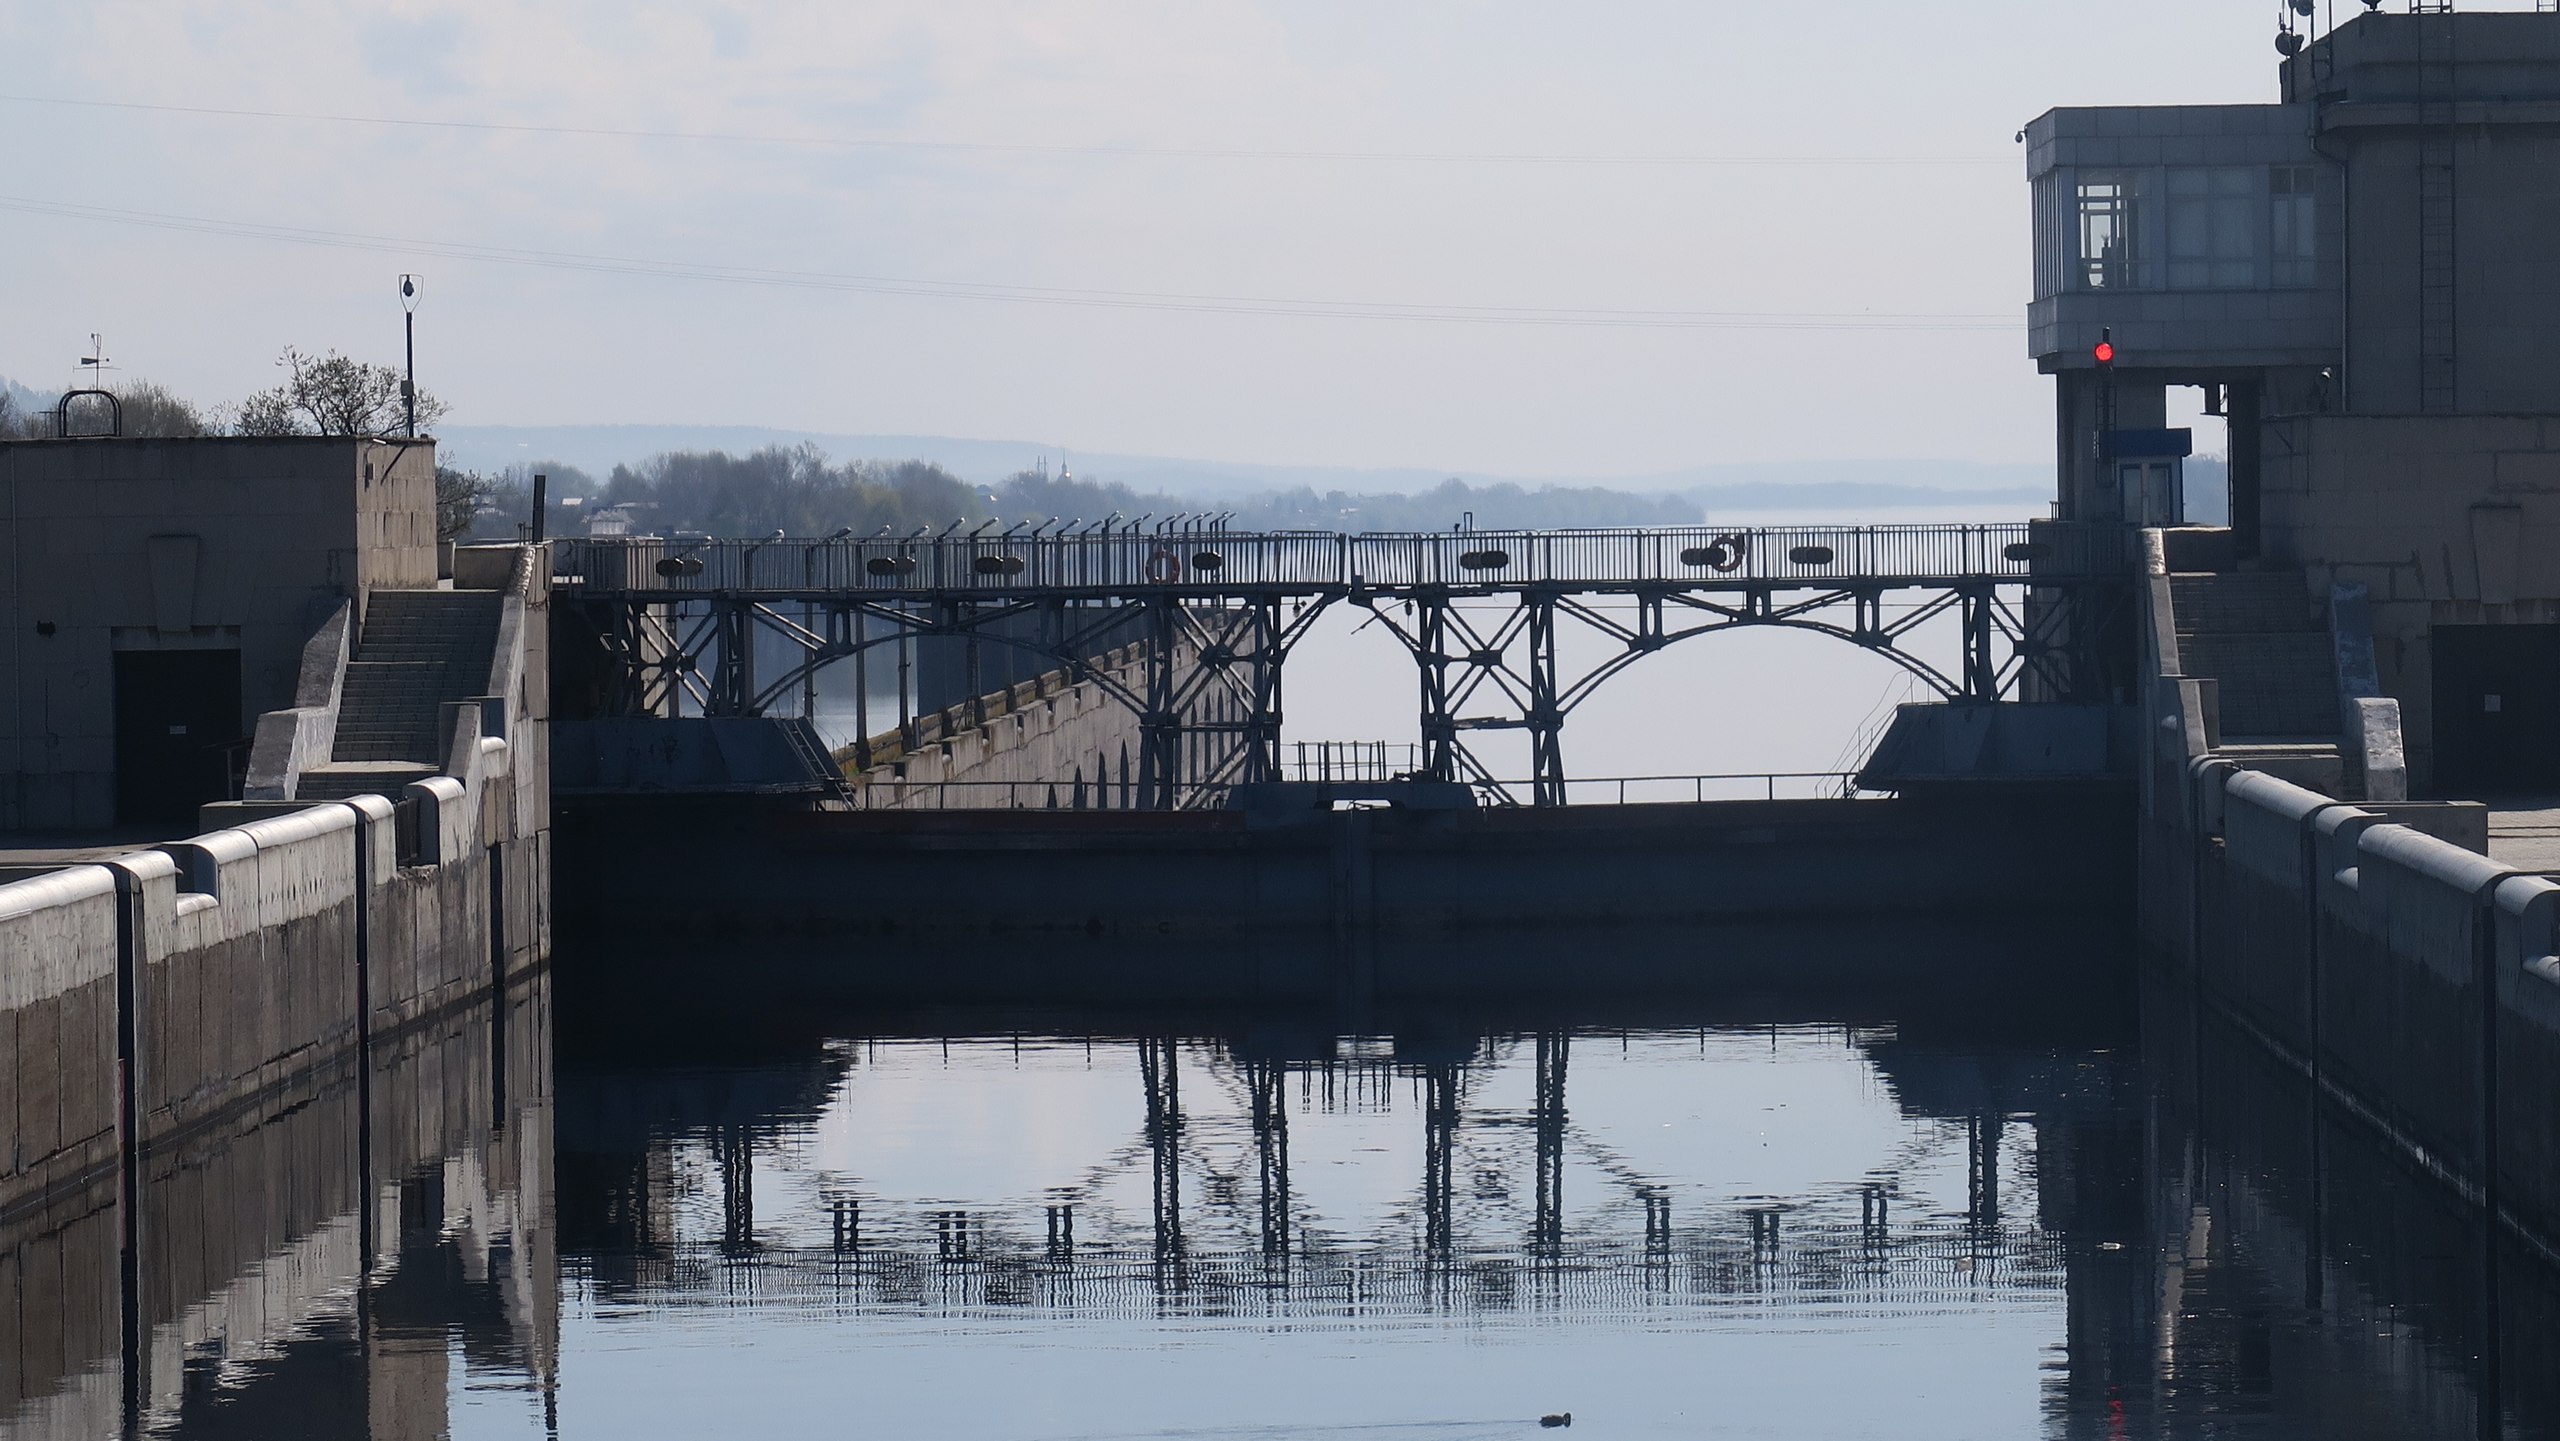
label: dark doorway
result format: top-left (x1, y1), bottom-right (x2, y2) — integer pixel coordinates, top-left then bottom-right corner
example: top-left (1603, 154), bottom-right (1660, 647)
top-left (2431, 624), bottom-right (2560, 796)
top-left (112, 649), bottom-right (244, 825)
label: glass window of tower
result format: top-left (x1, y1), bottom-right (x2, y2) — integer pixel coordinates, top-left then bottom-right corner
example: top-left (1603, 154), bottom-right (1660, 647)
top-left (2077, 172), bottom-right (2149, 290)
top-left (2167, 167), bottom-right (2257, 289)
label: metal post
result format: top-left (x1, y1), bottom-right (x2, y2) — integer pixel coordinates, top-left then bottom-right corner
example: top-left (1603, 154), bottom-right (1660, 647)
top-left (1140, 601), bottom-right (1181, 809)
top-left (712, 601), bottom-right (753, 716)
top-left (398, 274), bottom-right (419, 438)
top-left (897, 609), bottom-right (914, 752)
top-left (1416, 595), bottom-right (1455, 782)
top-left (1247, 599), bottom-right (1284, 784)
top-left (853, 607), bottom-right (871, 768)
top-left (965, 606), bottom-right (985, 731)
top-left (801, 600), bottom-right (817, 721)
top-left (1527, 594), bottom-right (1564, 807)
top-left (1961, 587), bottom-right (1997, 701)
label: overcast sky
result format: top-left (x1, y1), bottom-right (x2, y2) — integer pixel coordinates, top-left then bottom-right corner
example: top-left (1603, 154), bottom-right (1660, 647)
top-left (0, 2), bottom-right (2463, 477)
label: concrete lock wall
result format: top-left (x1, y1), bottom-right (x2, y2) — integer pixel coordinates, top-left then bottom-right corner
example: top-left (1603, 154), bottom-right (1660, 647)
top-left (0, 736), bottom-right (546, 1223)
top-left (849, 639), bottom-right (1247, 806)
top-left (2158, 759), bottom-right (2560, 1246)
top-left (557, 787), bottom-right (2135, 1006)
top-left (0, 869), bottom-right (122, 1219)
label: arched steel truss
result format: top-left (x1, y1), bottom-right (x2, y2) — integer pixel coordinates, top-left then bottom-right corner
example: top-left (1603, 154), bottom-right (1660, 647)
top-left (584, 593), bottom-right (1333, 809)
top-left (1359, 582), bottom-right (2097, 806)
top-left (576, 578), bottom-right (2114, 809)
top-left (560, 524), bottom-right (2133, 809)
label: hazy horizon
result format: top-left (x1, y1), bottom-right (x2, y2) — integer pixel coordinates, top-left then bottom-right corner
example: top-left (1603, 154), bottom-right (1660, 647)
top-left (1, 1), bottom-right (2471, 479)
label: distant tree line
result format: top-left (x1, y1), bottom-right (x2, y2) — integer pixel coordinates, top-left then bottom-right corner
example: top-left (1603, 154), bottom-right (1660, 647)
top-left (1, 348), bottom-right (439, 444)
top-left (481, 450), bottom-right (1705, 541)
top-left (4, 359), bottom-right (1703, 542)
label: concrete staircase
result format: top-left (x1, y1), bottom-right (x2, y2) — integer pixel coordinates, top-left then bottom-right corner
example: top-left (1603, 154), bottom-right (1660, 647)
top-left (2168, 572), bottom-right (2339, 740)
top-left (297, 590), bottom-right (503, 802)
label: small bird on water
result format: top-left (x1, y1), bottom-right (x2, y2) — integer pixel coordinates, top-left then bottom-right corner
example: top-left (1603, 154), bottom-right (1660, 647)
top-left (1539, 1415), bottom-right (1572, 1429)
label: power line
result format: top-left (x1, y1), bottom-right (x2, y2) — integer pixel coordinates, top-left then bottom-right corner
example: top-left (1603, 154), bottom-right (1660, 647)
top-left (0, 194), bottom-right (2023, 332)
top-left (0, 92), bottom-right (2015, 169)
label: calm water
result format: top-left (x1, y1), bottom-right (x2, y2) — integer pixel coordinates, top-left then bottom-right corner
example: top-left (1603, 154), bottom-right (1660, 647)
top-left (31, 958), bottom-right (2560, 1441)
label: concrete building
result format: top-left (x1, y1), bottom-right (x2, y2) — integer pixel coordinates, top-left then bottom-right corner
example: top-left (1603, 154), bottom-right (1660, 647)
top-left (0, 436), bottom-right (437, 829)
top-left (2028, 8), bottom-right (2560, 795)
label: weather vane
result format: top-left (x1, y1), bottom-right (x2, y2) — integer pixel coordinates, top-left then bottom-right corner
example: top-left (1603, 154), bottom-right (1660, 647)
top-left (79, 333), bottom-right (112, 389)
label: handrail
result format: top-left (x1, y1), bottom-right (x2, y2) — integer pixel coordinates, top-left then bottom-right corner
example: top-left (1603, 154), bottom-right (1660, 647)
top-left (844, 771), bottom-right (1875, 810)
top-left (555, 522), bottom-right (2132, 599)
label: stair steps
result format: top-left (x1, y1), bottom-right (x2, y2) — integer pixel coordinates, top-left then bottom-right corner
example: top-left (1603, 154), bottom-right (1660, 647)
top-left (2169, 572), bottom-right (2340, 741)
top-left (328, 591), bottom-right (503, 765)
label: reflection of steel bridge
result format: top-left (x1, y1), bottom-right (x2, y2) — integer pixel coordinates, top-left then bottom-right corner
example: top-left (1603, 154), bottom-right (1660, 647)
top-left (639, 1035), bottom-right (2052, 1315)
top-left (602, 1220), bottom-right (2064, 1319)
top-left (558, 523), bottom-right (2136, 808)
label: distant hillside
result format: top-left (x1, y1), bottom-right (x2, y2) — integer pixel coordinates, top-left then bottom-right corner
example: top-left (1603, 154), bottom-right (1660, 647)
top-left (1, 375), bottom-right (53, 413)
top-left (436, 422), bottom-right (2051, 511)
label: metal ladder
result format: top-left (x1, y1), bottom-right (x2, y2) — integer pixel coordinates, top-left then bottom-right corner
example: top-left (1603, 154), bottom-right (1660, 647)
top-left (2416, 3), bottom-right (2459, 413)
top-left (779, 717), bottom-right (859, 809)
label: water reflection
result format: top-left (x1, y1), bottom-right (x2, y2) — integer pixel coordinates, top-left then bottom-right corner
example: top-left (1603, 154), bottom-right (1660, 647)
top-left (0, 978), bottom-right (555, 1441)
top-left (14, 969), bottom-right (2560, 1438)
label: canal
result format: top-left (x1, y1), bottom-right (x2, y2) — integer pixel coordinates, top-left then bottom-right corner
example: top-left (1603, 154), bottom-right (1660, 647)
top-left (46, 934), bottom-right (2558, 1441)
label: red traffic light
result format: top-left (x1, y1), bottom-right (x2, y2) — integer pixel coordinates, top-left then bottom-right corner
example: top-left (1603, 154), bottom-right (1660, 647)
top-left (2093, 339), bottom-right (2116, 366)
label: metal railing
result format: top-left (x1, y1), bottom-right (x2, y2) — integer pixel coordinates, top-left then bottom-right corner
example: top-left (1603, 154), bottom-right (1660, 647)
top-left (556, 522), bottom-right (2132, 598)
top-left (842, 770), bottom-right (1874, 811)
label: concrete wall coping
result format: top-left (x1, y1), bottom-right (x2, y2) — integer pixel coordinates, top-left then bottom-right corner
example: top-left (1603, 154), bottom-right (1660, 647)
top-left (161, 828), bottom-right (257, 897)
top-left (230, 801), bottom-right (357, 852)
top-left (99, 848), bottom-right (177, 885)
top-left (2360, 821), bottom-right (2514, 897)
top-left (2226, 768), bottom-right (2339, 824)
top-left (2314, 805), bottom-right (2390, 914)
top-left (2500, 876), bottom-right (2560, 992)
top-left (0, 863), bottom-right (117, 1011)
top-left (0, 863), bottom-right (117, 918)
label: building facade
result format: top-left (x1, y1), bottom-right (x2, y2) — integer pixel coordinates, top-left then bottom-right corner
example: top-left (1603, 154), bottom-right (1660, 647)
top-left (2028, 8), bottom-right (2560, 794)
top-left (0, 436), bottom-right (437, 830)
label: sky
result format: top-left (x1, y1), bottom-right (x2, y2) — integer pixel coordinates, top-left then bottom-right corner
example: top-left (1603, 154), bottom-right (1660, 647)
top-left (0, 1), bottom-right (2456, 479)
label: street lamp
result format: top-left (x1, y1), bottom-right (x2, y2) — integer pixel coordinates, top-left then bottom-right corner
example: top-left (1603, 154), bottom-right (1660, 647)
top-left (398, 274), bottom-right (421, 437)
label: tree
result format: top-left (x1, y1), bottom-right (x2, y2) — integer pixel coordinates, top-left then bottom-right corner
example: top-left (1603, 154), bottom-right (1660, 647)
top-left (235, 347), bottom-right (446, 437)
top-left (108, 379), bottom-right (210, 438)
top-left (435, 466), bottom-right (498, 542)
top-left (0, 378), bottom-right (206, 438)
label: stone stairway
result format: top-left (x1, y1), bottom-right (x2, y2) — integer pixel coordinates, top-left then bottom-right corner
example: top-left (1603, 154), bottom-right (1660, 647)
top-left (297, 590), bottom-right (503, 802)
top-left (2169, 572), bottom-right (2339, 740)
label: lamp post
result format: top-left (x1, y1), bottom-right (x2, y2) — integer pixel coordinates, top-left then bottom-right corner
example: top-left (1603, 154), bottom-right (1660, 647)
top-left (398, 275), bottom-right (421, 437)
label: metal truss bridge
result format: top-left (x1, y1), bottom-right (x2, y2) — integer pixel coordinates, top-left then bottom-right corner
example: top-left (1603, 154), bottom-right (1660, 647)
top-left (557, 522), bottom-right (2137, 807)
